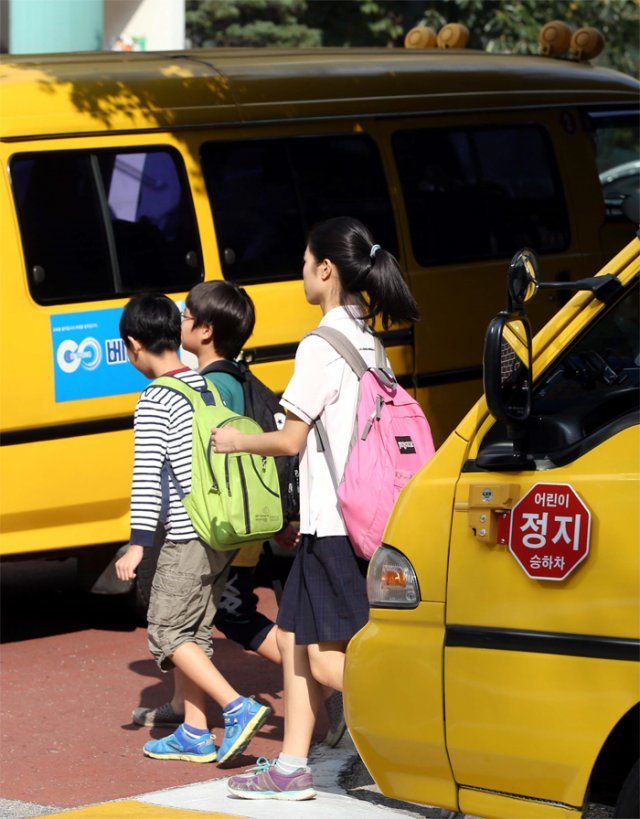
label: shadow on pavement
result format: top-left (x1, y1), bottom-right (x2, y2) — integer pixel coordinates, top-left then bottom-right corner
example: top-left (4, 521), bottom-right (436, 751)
top-left (0, 556), bottom-right (137, 642)
top-left (124, 640), bottom-right (286, 744)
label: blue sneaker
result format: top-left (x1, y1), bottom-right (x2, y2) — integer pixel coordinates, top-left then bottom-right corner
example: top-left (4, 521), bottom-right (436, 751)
top-left (143, 724), bottom-right (217, 763)
top-left (217, 697), bottom-right (271, 765)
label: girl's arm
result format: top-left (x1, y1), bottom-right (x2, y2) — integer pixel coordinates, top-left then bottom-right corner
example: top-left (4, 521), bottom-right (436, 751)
top-left (211, 411), bottom-right (309, 457)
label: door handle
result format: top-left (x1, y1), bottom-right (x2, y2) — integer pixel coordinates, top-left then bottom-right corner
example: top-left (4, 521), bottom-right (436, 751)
top-left (467, 483), bottom-right (520, 544)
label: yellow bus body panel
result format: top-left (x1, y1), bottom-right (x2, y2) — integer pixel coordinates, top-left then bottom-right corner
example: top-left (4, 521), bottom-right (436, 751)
top-left (345, 237), bottom-right (640, 816)
top-left (0, 51), bottom-right (637, 563)
top-left (345, 602), bottom-right (457, 811)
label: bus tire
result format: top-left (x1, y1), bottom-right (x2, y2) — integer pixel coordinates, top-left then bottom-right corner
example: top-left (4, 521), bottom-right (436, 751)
top-left (614, 759), bottom-right (639, 818)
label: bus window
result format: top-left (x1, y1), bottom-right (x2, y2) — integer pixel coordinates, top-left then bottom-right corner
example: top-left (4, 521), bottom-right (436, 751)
top-left (586, 111), bottom-right (640, 222)
top-left (10, 148), bottom-right (202, 304)
top-left (393, 125), bottom-right (570, 266)
top-left (201, 134), bottom-right (397, 284)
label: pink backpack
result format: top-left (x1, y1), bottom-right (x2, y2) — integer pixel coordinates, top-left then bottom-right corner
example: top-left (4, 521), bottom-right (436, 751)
top-left (310, 327), bottom-right (435, 560)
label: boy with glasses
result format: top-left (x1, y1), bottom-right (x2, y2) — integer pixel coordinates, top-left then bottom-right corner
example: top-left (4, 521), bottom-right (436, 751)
top-left (115, 293), bottom-right (271, 765)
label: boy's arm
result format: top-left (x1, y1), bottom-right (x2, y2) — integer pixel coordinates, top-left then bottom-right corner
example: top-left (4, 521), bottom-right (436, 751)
top-left (117, 395), bottom-right (171, 582)
top-left (115, 544), bottom-right (144, 581)
top-left (129, 393), bottom-right (171, 541)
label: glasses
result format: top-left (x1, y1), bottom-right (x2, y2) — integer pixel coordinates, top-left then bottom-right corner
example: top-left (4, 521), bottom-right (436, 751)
top-left (181, 311), bottom-right (195, 323)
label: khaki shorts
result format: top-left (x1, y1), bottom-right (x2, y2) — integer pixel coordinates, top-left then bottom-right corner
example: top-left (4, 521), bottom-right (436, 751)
top-left (147, 538), bottom-right (236, 671)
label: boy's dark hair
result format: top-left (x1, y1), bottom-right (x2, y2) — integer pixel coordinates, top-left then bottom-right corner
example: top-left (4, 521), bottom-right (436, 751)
top-left (186, 281), bottom-right (256, 360)
top-left (119, 294), bottom-right (181, 353)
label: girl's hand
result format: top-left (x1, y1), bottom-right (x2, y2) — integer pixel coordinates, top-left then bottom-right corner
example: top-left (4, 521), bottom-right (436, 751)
top-left (273, 523), bottom-right (301, 551)
top-left (211, 426), bottom-right (239, 453)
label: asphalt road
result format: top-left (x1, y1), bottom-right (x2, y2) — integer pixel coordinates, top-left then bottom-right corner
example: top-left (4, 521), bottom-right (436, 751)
top-left (0, 556), bottom-right (288, 810)
top-left (0, 556), bottom-right (615, 819)
top-left (0, 555), bottom-right (440, 819)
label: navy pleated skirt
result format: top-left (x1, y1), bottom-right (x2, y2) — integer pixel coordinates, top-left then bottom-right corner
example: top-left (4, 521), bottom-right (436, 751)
top-left (276, 534), bottom-right (369, 645)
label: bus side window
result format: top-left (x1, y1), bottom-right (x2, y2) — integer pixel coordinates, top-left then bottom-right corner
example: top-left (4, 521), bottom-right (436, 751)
top-left (10, 148), bottom-right (202, 304)
top-left (586, 111), bottom-right (640, 223)
top-left (393, 125), bottom-right (570, 267)
top-left (200, 134), bottom-right (397, 284)
top-left (10, 154), bottom-right (114, 302)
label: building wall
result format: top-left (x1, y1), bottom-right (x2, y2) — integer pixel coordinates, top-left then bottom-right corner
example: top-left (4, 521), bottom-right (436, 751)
top-left (104, 0), bottom-right (184, 50)
top-left (3, 0), bottom-right (184, 53)
top-left (9, 0), bottom-right (103, 53)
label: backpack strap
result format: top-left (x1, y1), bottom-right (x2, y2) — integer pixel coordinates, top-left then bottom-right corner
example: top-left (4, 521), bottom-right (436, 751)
top-left (306, 326), bottom-right (368, 377)
top-left (314, 417), bottom-right (340, 494)
top-left (200, 360), bottom-right (246, 383)
top-left (150, 375), bottom-right (222, 498)
top-left (373, 334), bottom-right (387, 370)
top-left (304, 328), bottom-right (362, 492)
top-left (307, 326), bottom-right (392, 384)
top-left (304, 328), bottom-right (364, 494)
top-left (305, 326), bottom-right (394, 494)
top-left (152, 374), bottom-right (220, 407)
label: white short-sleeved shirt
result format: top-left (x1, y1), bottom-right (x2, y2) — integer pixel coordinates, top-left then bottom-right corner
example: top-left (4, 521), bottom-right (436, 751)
top-left (280, 305), bottom-right (387, 537)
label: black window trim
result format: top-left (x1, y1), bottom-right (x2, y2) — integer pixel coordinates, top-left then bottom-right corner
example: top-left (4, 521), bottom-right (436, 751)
top-left (585, 108), bottom-right (640, 125)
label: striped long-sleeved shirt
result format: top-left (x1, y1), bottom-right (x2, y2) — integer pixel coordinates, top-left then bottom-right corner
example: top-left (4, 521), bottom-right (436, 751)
top-left (129, 368), bottom-right (206, 547)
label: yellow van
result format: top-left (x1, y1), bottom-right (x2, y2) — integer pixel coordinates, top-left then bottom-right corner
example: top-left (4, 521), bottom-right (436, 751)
top-left (0, 46), bottom-right (638, 583)
top-left (344, 236), bottom-right (640, 818)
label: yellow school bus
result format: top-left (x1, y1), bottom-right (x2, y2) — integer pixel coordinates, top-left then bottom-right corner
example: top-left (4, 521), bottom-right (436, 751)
top-left (0, 46), bottom-right (637, 583)
top-left (345, 236), bottom-right (640, 818)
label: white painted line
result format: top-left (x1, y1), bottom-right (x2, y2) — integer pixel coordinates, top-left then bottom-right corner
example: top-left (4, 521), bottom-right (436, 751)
top-left (137, 739), bottom-right (414, 818)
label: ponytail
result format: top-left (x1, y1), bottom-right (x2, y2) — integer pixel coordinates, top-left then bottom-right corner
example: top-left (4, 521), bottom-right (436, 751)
top-left (307, 217), bottom-right (419, 329)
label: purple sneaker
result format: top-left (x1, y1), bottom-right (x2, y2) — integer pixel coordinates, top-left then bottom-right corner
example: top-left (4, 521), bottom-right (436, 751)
top-left (228, 757), bottom-right (316, 801)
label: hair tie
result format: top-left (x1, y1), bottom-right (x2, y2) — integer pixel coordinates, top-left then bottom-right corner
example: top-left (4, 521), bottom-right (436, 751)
top-left (370, 244), bottom-right (381, 259)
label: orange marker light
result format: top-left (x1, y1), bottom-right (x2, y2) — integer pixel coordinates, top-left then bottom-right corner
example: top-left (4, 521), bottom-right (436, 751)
top-left (381, 566), bottom-right (407, 588)
top-left (570, 27), bottom-right (605, 61)
top-left (437, 23), bottom-right (469, 50)
top-left (404, 26), bottom-right (437, 49)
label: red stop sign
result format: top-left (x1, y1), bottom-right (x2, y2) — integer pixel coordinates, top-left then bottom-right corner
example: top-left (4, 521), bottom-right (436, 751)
top-left (509, 483), bottom-right (591, 581)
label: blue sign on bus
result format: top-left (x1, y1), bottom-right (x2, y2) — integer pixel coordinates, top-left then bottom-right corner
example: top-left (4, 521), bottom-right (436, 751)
top-left (50, 304), bottom-right (186, 402)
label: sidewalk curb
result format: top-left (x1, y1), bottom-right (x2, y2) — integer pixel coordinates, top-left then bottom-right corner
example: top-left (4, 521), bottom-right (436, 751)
top-left (18, 734), bottom-right (452, 819)
top-left (19, 736), bottom-right (427, 819)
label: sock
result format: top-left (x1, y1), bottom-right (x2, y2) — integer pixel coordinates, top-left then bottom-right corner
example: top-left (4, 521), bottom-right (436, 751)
top-left (223, 696), bottom-right (245, 714)
top-left (275, 752), bottom-right (308, 775)
top-left (182, 723), bottom-right (209, 738)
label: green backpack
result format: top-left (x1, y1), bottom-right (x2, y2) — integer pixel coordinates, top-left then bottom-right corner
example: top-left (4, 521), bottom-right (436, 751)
top-left (154, 376), bottom-right (283, 551)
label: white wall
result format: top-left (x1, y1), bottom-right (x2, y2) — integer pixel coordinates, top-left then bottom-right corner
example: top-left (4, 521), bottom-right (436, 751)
top-left (104, 0), bottom-right (184, 51)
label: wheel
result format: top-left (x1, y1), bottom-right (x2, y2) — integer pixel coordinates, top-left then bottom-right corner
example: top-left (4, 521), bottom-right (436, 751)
top-left (614, 759), bottom-right (639, 818)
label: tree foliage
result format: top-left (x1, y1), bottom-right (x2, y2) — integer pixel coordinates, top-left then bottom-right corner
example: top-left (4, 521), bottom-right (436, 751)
top-left (186, 0), bottom-right (321, 47)
top-left (185, 0), bottom-right (639, 76)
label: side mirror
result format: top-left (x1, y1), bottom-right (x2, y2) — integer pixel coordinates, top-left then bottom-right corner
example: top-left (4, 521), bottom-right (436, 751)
top-left (507, 249), bottom-right (539, 312)
top-left (483, 313), bottom-right (533, 422)
top-left (506, 247), bottom-right (622, 310)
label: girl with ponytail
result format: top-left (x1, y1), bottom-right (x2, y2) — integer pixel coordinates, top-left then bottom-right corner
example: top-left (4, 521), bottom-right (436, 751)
top-left (307, 215), bottom-right (418, 329)
top-left (212, 216), bottom-right (419, 801)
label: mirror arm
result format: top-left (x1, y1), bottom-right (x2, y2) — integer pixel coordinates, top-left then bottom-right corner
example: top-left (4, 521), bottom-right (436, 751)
top-left (476, 436), bottom-right (537, 471)
top-left (507, 422), bottom-right (532, 460)
top-left (507, 295), bottom-right (526, 315)
top-left (537, 274), bottom-right (622, 305)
